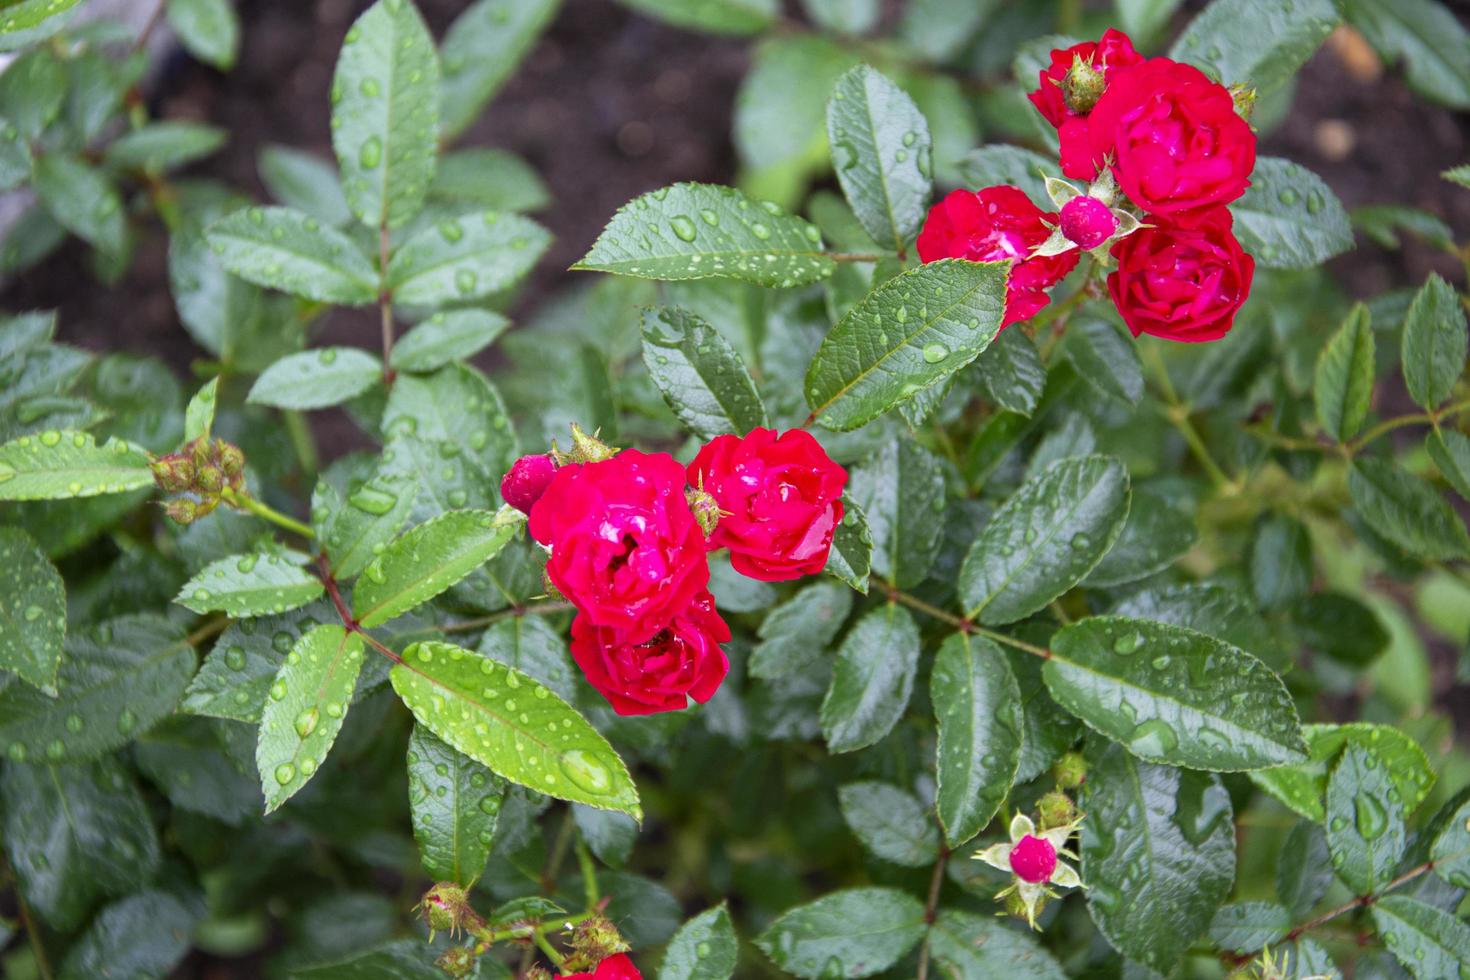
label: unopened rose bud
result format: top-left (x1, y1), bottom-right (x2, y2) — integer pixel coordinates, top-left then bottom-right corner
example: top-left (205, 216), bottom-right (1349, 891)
top-left (195, 464), bottom-right (225, 494)
top-left (1059, 195), bottom-right (1119, 250)
top-left (189, 438), bottom-right (212, 470)
top-left (1037, 791), bottom-right (1078, 830)
top-left (1055, 751), bottom-right (1087, 790)
top-left (500, 453), bottom-right (556, 515)
top-left (435, 946), bottom-right (476, 979)
top-left (217, 442), bottom-right (245, 478)
top-left (418, 883), bottom-right (483, 939)
top-left (569, 913), bottom-right (630, 964)
top-left (150, 455), bottom-right (194, 493)
top-left (562, 424), bottom-right (617, 464)
top-left (1230, 83), bottom-right (1257, 122)
top-left (165, 498), bottom-right (199, 524)
top-left (1063, 54), bottom-right (1106, 115)
top-left (685, 486), bottom-right (722, 537)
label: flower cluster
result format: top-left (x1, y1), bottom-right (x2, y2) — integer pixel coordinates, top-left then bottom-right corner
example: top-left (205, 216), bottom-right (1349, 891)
top-left (504, 426), bottom-right (846, 716)
top-left (918, 28), bottom-right (1257, 343)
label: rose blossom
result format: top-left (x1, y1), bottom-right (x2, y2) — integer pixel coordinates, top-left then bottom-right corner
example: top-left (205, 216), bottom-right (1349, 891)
top-left (687, 428), bottom-right (847, 582)
top-left (1107, 206), bottom-right (1255, 342)
top-left (570, 590), bottom-right (730, 715)
top-left (916, 187), bottom-right (1080, 328)
top-left (528, 450), bottom-right (708, 643)
top-left (1027, 29), bottom-right (1144, 180)
top-left (1086, 57), bottom-right (1256, 216)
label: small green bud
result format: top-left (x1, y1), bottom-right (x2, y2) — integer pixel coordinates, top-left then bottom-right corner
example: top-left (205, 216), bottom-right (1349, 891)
top-left (1230, 83), bottom-right (1257, 122)
top-left (686, 486), bottom-right (723, 537)
top-left (1036, 791), bottom-right (1078, 831)
top-left (1063, 54), bottom-right (1106, 115)
top-left (164, 498), bottom-right (199, 525)
top-left (195, 465), bottom-right (225, 494)
top-left (1054, 751), bottom-right (1087, 790)
top-left (557, 423), bottom-right (617, 464)
top-left (568, 914), bottom-right (630, 968)
top-left (1004, 889), bottom-right (1040, 921)
top-left (434, 946), bottom-right (477, 979)
top-left (418, 883), bottom-right (483, 939)
top-left (150, 455), bottom-right (194, 493)
top-left (217, 441), bottom-right (245, 478)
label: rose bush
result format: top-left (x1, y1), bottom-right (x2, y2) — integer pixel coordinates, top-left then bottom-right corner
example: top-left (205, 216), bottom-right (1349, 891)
top-left (1, 1), bottom-right (1469, 978)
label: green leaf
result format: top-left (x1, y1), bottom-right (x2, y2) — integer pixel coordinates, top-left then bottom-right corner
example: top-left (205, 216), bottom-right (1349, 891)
top-left (0, 614), bottom-right (194, 764)
top-left (932, 632), bottom-right (1023, 847)
top-left (317, 467), bottom-right (419, 581)
top-left (133, 717), bottom-right (261, 825)
top-left (104, 121), bottom-right (226, 172)
top-left (1249, 512), bottom-right (1313, 610)
top-left (391, 310), bottom-right (509, 373)
top-left (0, 526), bottom-right (64, 690)
top-left (0, 123), bottom-right (28, 193)
top-left (1231, 157), bottom-right (1353, 269)
top-left (1044, 616), bottom-right (1307, 771)
top-left (755, 888), bottom-right (926, 978)
top-left (927, 909), bottom-right (1067, 979)
top-left (248, 348), bottom-right (382, 410)
top-left (386, 210), bottom-right (550, 306)
top-left (849, 439), bottom-right (946, 588)
top-left (439, 0), bottom-right (560, 139)
top-left (207, 207), bottom-right (378, 304)
top-left (175, 552), bottom-right (324, 617)
top-left (805, 258), bottom-right (1009, 430)
top-left (184, 377), bottom-right (219, 443)
top-left (802, 0), bottom-right (878, 34)
top-left (957, 145), bottom-right (1056, 211)
top-left (59, 889), bottom-right (199, 980)
top-left (640, 306), bottom-right (768, 440)
top-left (959, 456), bottom-right (1131, 625)
top-left (574, 803), bottom-right (638, 869)
top-left (1352, 204), bottom-right (1455, 250)
top-left (0, 757), bottom-right (159, 931)
top-left (1340, 0), bottom-right (1470, 109)
top-left (1063, 317), bottom-right (1144, 406)
top-left (1276, 821), bottom-right (1334, 918)
top-left (1118, 0), bottom-right (1183, 42)
top-left (820, 604), bottom-right (919, 753)
top-left (380, 364), bottom-right (518, 493)
top-left (354, 509), bottom-right (518, 628)
top-left (1445, 163), bottom-right (1470, 189)
top-left (1349, 457), bottom-right (1470, 561)
top-left (659, 905), bottom-right (739, 980)
top-left (1290, 594), bottom-right (1390, 667)
top-left (824, 497), bottom-right (872, 593)
top-left (1430, 792), bottom-right (1470, 888)
top-left (476, 615), bottom-right (576, 702)
top-left (1170, 0), bottom-right (1338, 93)
top-left (0, 0), bottom-right (82, 45)
top-left (575, 183), bottom-right (833, 287)
top-left (257, 145), bottom-right (353, 226)
top-left (407, 724), bottom-right (504, 886)
top-left (975, 327), bottom-right (1046, 416)
top-left (1250, 722), bottom-right (1434, 824)
top-left (1208, 901), bottom-right (1291, 955)
top-left (166, 0), bottom-right (239, 69)
top-left (1315, 303), bottom-right (1375, 441)
top-left (1428, 429), bottom-right (1470, 502)
top-left (1371, 896), bottom-right (1470, 980)
top-left (33, 153), bottom-right (127, 257)
top-left (1081, 743), bottom-right (1235, 973)
top-left (1401, 274), bottom-right (1468, 411)
top-left (0, 48), bottom-right (64, 140)
top-left (180, 603), bottom-right (332, 723)
top-left (825, 65), bottom-right (931, 254)
top-left (1084, 488), bottom-right (1197, 589)
top-left (430, 148), bottom-right (551, 212)
top-left (390, 640), bottom-right (641, 817)
top-left (617, 0), bottom-right (776, 34)
top-left (292, 940), bottom-right (450, 979)
top-left (256, 624), bottom-right (365, 813)
top-left (750, 579), bottom-right (854, 680)
top-left (1324, 744), bottom-right (1406, 894)
top-left (331, 0), bottom-right (439, 229)
top-left (837, 781), bottom-right (939, 867)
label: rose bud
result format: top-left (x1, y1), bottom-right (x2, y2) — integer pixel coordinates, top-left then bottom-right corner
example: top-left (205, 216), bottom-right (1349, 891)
top-left (1108, 207), bottom-right (1255, 343)
top-left (687, 428), bottom-right (847, 582)
top-left (500, 453), bottom-right (556, 515)
top-left (569, 591), bottom-right (730, 716)
top-left (1086, 58), bottom-right (1256, 216)
top-left (1028, 30), bottom-right (1144, 179)
top-left (528, 450), bottom-right (709, 643)
top-left (975, 812), bottom-right (1084, 930)
top-left (1058, 195), bottom-right (1119, 250)
top-left (917, 187), bottom-right (1080, 329)
top-left (565, 953), bottom-right (643, 980)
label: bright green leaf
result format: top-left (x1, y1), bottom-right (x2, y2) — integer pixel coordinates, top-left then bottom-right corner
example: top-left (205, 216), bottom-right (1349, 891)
top-left (1250, 723), bottom-right (1433, 824)
top-left (754, 888), bottom-right (926, 978)
top-left (1401, 273), bottom-right (1468, 411)
top-left (0, 526), bottom-right (65, 690)
top-left (407, 724), bottom-right (505, 885)
top-left (167, 0), bottom-right (239, 69)
top-left (184, 377), bottom-right (219, 443)
top-left (257, 145), bottom-right (353, 226)
top-left (104, 121), bottom-right (226, 172)
top-left (439, 0), bottom-right (560, 139)
top-left (1232, 157), bottom-right (1353, 269)
top-left (1315, 303), bottom-right (1375, 441)
top-left (641, 306), bottom-right (768, 440)
top-left (932, 632), bottom-right (1023, 847)
top-left (386, 210), bottom-right (550, 306)
top-left (248, 348), bottom-right (382, 410)
top-left (207, 207), bottom-right (378, 304)
top-left (391, 310), bottom-right (509, 373)
top-left (175, 552), bottom-right (324, 617)
top-left (353, 509), bottom-right (518, 628)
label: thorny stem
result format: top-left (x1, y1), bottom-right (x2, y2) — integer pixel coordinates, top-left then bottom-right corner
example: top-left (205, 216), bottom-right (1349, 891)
top-left (317, 554), bottom-right (402, 664)
top-left (915, 839), bottom-right (952, 980)
top-left (440, 601), bottom-right (575, 634)
top-left (220, 487), bottom-right (317, 540)
top-left (882, 584), bottom-right (1052, 659)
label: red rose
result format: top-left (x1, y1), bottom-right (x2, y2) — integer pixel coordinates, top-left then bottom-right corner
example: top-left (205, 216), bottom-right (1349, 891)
top-left (566, 953), bottom-right (643, 979)
top-left (570, 591), bottom-right (730, 716)
top-left (916, 188), bottom-right (1080, 328)
top-left (529, 450), bottom-right (709, 643)
top-left (500, 453), bottom-right (556, 514)
top-left (1027, 29), bottom-right (1144, 180)
top-left (1086, 58), bottom-right (1256, 216)
top-left (1107, 207), bottom-right (1255, 342)
top-left (688, 428), bottom-right (847, 582)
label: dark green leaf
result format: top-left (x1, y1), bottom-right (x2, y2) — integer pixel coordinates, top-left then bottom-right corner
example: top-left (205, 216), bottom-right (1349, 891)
top-left (1350, 457), bottom-right (1470, 561)
top-left (1324, 744), bottom-right (1406, 894)
top-left (618, 0), bottom-right (776, 34)
top-left (1232, 158), bottom-right (1353, 269)
top-left (927, 908), bottom-right (1067, 979)
top-left (1044, 617), bottom-right (1307, 771)
top-left (1315, 303), bottom-right (1375, 441)
top-left (641, 306), bottom-right (768, 440)
top-left (1428, 429), bottom-right (1470, 502)
top-left (824, 497), bottom-right (872, 593)
top-left (1340, 0), bottom-right (1470, 109)
top-left (386, 210), bottom-right (550, 306)
top-left (575, 183), bottom-right (833, 287)
top-left (1352, 204), bottom-right (1455, 250)
top-left (659, 905), bottom-right (739, 980)
top-left (316, 465), bottom-right (419, 581)
top-left (475, 614), bottom-right (576, 702)
top-left (207, 207), bottom-right (378, 305)
top-left (1401, 274), bottom-right (1468, 410)
top-left (33, 153), bottom-right (127, 256)
top-left (1249, 513), bottom-right (1313, 610)
top-left (391, 310), bottom-right (509, 373)
top-left (439, 0), bottom-right (560, 138)
top-left (1290, 593), bottom-right (1389, 667)
top-left (1430, 792), bottom-right (1470, 888)
top-left (974, 327), bottom-right (1045, 416)
top-left (0, 48), bottom-right (65, 139)
top-left (837, 780), bottom-right (939, 867)
top-left (331, 0), bottom-right (439, 229)
top-left (104, 121), bottom-right (226, 172)
top-left (256, 624), bottom-right (366, 812)
top-left (849, 439), bottom-right (946, 588)
top-left (1084, 488), bottom-right (1197, 589)
top-left (380, 364), bottom-right (518, 501)
top-left (430, 148), bottom-right (551, 212)
top-left (354, 509), bottom-right (518, 627)
top-left (184, 377), bottom-right (218, 443)
top-left (59, 889), bottom-right (200, 980)
top-left (1276, 821), bottom-right (1334, 918)
top-left (749, 579), bottom-right (853, 681)
top-left (1208, 901), bottom-right (1291, 955)
top-left (179, 603), bottom-right (332, 722)
top-left (956, 145), bottom-right (1056, 211)
top-left (1081, 743), bottom-right (1235, 973)
top-left (257, 145), bottom-right (353, 226)
top-left (806, 259), bottom-right (1009, 430)
top-left (1251, 723), bottom-right (1433, 824)
top-left (931, 632), bottom-right (1022, 846)
top-left (391, 640), bottom-right (641, 817)
top-left (166, 0), bottom-right (239, 69)
top-left (407, 724), bottom-right (504, 885)
top-left (292, 940), bottom-right (452, 979)
top-left (0, 614), bottom-right (193, 763)
top-left (1171, 0), bottom-right (1338, 93)
top-left (1063, 317), bottom-right (1144, 406)
top-left (0, 526), bottom-right (64, 689)
top-left (802, 0), bottom-right (878, 34)
top-left (175, 552), bottom-right (324, 617)
top-left (754, 887), bottom-right (926, 978)
top-left (574, 803), bottom-right (638, 869)
top-left (826, 65), bottom-right (931, 253)
top-left (133, 717), bottom-right (261, 824)
top-left (959, 456), bottom-right (1131, 625)
top-left (819, 603), bottom-right (919, 753)
top-left (1371, 896), bottom-right (1470, 980)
